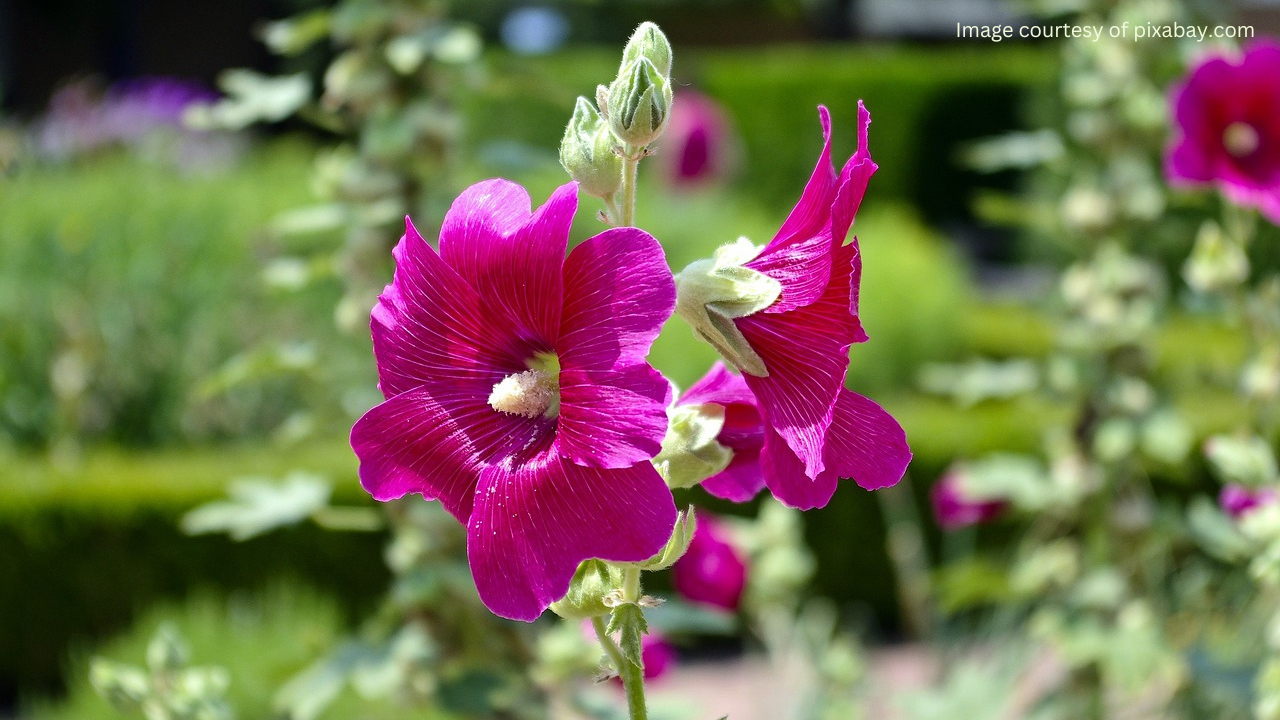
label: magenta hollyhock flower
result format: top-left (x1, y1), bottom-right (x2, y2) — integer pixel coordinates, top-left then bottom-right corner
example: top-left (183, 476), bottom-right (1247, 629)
top-left (672, 514), bottom-right (747, 611)
top-left (350, 179), bottom-right (678, 621)
top-left (660, 90), bottom-right (736, 187)
top-left (930, 471), bottom-right (1006, 530)
top-left (676, 362), bottom-right (764, 502)
top-left (723, 104), bottom-right (911, 509)
top-left (640, 632), bottom-right (677, 680)
top-left (1166, 40), bottom-right (1280, 222)
top-left (1220, 483), bottom-right (1278, 519)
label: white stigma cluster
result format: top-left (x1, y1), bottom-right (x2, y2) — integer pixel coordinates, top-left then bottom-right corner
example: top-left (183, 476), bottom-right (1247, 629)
top-left (1224, 121), bottom-right (1260, 158)
top-left (488, 369), bottom-right (558, 418)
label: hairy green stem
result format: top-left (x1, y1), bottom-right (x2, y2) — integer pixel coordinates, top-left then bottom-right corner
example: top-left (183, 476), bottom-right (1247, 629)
top-left (619, 149), bottom-right (642, 227)
top-left (591, 613), bottom-right (649, 720)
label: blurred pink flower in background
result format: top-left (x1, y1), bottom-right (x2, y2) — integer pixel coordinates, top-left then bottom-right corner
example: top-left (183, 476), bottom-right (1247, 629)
top-left (660, 89), bottom-right (738, 187)
top-left (1219, 483), bottom-right (1278, 519)
top-left (930, 469), bottom-right (1006, 530)
top-left (672, 514), bottom-right (748, 611)
top-left (1166, 40), bottom-right (1280, 222)
top-left (639, 632), bottom-right (677, 681)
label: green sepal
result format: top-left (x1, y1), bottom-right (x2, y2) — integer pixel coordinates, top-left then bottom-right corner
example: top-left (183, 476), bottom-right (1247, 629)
top-left (632, 508), bottom-right (697, 570)
top-left (607, 603), bottom-right (648, 670)
top-left (675, 238), bottom-right (782, 376)
top-left (550, 559), bottom-right (623, 620)
top-left (559, 97), bottom-right (624, 200)
top-left (619, 22), bottom-right (672, 79)
top-left (653, 404), bottom-right (731, 489)
top-left (606, 57), bottom-right (672, 148)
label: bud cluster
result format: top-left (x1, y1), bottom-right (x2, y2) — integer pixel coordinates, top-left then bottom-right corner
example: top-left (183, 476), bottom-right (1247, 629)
top-left (559, 22), bottom-right (674, 200)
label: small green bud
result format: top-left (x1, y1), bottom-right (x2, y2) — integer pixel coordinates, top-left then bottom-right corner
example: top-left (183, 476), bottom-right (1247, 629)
top-left (653, 404), bottom-right (731, 489)
top-left (90, 659), bottom-right (151, 715)
top-left (1205, 434), bottom-right (1278, 486)
top-left (1183, 220), bottom-right (1249, 294)
top-left (550, 559), bottom-right (622, 620)
top-left (632, 508), bottom-right (697, 570)
top-left (606, 57), bottom-right (672, 148)
top-left (675, 238), bottom-right (781, 376)
top-left (147, 624), bottom-right (190, 673)
top-left (559, 97), bottom-right (624, 199)
top-left (620, 22), bottom-right (672, 79)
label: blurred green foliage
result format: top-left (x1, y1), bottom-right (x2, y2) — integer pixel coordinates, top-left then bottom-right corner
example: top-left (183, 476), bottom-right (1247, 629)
top-left (470, 44), bottom-right (1054, 214)
top-left (27, 585), bottom-right (348, 720)
top-left (0, 141), bottom-right (355, 449)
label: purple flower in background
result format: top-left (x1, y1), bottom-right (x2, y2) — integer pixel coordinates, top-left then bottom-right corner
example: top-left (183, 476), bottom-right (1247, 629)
top-left (1220, 483), bottom-right (1278, 519)
top-left (35, 77), bottom-right (218, 159)
top-left (677, 362), bottom-right (765, 502)
top-left (732, 104), bottom-right (910, 509)
top-left (661, 90), bottom-right (737, 187)
top-left (1166, 41), bottom-right (1280, 223)
top-left (931, 470), bottom-right (1006, 530)
top-left (672, 514), bottom-right (747, 611)
top-left (351, 179), bottom-right (678, 621)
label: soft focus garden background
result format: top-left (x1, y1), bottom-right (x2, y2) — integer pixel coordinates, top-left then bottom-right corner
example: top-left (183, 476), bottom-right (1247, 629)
top-left (3, 0), bottom-right (1280, 718)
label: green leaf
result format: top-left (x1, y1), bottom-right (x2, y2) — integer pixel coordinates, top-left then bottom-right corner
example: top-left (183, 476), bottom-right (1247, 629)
top-left (89, 658), bottom-right (151, 715)
top-left (607, 603), bottom-right (648, 670)
top-left (273, 641), bottom-right (378, 720)
top-left (1187, 497), bottom-right (1252, 561)
top-left (645, 598), bottom-right (736, 635)
top-left (181, 472), bottom-right (331, 541)
top-left (184, 70), bottom-right (310, 130)
top-left (259, 9), bottom-right (331, 56)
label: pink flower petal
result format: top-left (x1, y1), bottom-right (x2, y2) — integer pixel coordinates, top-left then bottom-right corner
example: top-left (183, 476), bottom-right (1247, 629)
top-left (438, 179), bottom-right (575, 343)
top-left (823, 389), bottom-right (911, 491)
top-left (831, 101), bottom-right (877, 244)
top-left (467, 455), bottom-right (677, 621)
top-left (759, 427), bottom-right (838, 510)
top-left (350, 383), bottom-right (554, 522)
top-left (760, 388), bottom-right (910, 510)
top-left (372, 217), bottom-right (533, 399)
top-left (737, 243), bottom-right (862, 478)
top-left (558, 226), bottom-right (676, 371)
top-left (744, 106), bottom-right (838, 313)
top-left (557, 364), bottom-right (671, 468)
top-left (680, 361), bottom-right (756, 407)
top-left (553, 227), bottom-right (674, 467)
top-left (701, 448), bottom-right (765, 502)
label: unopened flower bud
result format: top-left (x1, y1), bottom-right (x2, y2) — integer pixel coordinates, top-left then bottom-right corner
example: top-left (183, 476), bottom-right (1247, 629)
top-left (620, 22), bottom-right (672, 79)
top-left (653, 404), bottom-right (731, 489)
top-left (606, 57), bottom-right (672, 148)
top-left (559, 97), bottom-right (624, 199)
top-left (1183, 221), bottom-right (1249, 294)
top-left (90, 659), bottom-right (150, 715)
top-left (147, 624), bottom-right (190, 673)
top-left (550, 559), bottom-right (622, 620)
